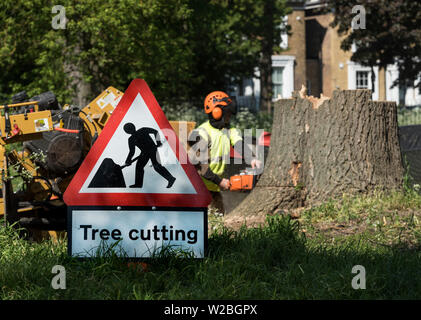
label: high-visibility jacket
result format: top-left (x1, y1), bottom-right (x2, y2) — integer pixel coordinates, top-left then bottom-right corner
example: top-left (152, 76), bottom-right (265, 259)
top-left (194, 121), bottom-right (242, 191)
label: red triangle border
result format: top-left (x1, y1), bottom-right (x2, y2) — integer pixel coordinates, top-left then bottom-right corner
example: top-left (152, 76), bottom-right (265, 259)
top-left (63, 79), bottom-right (211, 207)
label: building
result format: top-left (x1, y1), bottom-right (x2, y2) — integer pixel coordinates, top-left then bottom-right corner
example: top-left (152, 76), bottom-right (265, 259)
top-left (234, 0), bottom-right (421, 110)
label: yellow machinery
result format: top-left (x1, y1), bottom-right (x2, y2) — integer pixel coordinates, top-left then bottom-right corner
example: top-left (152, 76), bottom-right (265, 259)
top-left (0, 87), bottom-right (196, 236)
top-left (0, 87), bottom-right (124, 232)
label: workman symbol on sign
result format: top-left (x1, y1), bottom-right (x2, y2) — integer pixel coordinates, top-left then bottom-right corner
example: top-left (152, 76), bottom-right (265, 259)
top-left (123, 123), bottom-right (176, 188)
top-left (87, 123), bottom-right (176, 189)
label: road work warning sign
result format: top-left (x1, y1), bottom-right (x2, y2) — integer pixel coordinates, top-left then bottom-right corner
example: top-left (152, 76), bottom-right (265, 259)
top-left (63, 79), bottom-right (211, 258)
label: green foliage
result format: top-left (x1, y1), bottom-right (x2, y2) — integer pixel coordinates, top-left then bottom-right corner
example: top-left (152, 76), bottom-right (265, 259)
top-left (162, 103), bottom-right (207, 124)
top-left (161, 102), bottom-right (274, 134)
top-left (230, 108), bottom-right (273, 134)
top-left (222, 0), bottom-right (292, 111)
top-left (397, 106), bottom-right (421, 126)
top-left (0, 0), bottom-right (291, 107)
top-left (329, 0), bottom-right (421, 89)
top-left (0, 0), bottom-right (65, 100)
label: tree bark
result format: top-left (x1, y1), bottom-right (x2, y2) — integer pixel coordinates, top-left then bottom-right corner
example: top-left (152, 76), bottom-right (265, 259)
top-left (228, 89), bottom-right (404, 221)
top-left (259, 59), bottom-right (273, 113)
top-left (370, 65), bottom-right (375, 97)
top-left (63, 43), bottom-right (92, 107)
top-left (259, 0), bottom-right (275, 113)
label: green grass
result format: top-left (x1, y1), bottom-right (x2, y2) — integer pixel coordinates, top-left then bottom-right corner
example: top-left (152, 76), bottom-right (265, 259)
top-left (1, 189), bottom-right (421, 300)
top-left (398, 106), bottom-right (421, 126)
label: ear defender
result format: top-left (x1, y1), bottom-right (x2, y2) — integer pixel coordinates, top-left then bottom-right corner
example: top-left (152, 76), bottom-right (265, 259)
top-left (204, 91), bottom-right (231, 120)
top-left (212, 106), bottom-right (223, 120)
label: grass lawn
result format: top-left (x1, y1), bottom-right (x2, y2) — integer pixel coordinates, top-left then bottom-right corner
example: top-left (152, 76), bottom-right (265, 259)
top-left (0, 188), bottom-right (420, 300)
top-left (398, 107), bottom-right (421, 126)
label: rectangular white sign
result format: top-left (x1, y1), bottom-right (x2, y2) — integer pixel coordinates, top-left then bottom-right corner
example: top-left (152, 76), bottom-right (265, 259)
top-left (69, 209), bottom-right (206, 258)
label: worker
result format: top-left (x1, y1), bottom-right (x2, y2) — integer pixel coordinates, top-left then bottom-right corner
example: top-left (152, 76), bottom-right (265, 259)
top-left (188, 91), bottom-right (262, 214)
top-left (123, 123), bottom-right (176, 189)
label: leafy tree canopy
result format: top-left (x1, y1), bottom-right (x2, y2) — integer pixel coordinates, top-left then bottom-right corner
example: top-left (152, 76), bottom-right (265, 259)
top-left (329, 0), bottom-right (421, 89)
top-left (0, 0), bottom-right (290, 107)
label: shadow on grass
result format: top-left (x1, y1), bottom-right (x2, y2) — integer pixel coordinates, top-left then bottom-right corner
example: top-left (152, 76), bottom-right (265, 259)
top-left (142, 215), bottom-right (421, 299)
top-left (0, 215), bottom-right (420, 299)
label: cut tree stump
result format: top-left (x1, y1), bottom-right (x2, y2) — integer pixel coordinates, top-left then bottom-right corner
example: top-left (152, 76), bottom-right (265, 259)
top-left (227, 89), bottom-right (404, 225)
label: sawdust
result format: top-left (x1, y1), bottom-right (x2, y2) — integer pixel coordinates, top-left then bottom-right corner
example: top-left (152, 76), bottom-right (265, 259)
top-left (223, 214), bottom-right (267, 230)
top-left (299, 84), bottom-right (330, 109)
top-left (222, 207), bottom-right (305, 231)
top-left (288, 161), bottom-right (302, 187)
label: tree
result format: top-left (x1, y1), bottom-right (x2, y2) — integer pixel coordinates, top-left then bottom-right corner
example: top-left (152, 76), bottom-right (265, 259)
top-left (57, 0), bottom-right (197, 105)
top-left (0, 0), bottom-right (196, 105)
top-left (0, 0), bottom-right (291, 109)
top-left (182, 0), bottom-right (258, 102)
top-left (223, 0), bottom-right (291, 112)
top-left (329, 0), bottom-right (421, 92)
top-left (168, 0), bottom-right (291, 108)
top-left (0, 1), bottom-right (68, 101)
top-left (227, 89), bottom-right (404, 226)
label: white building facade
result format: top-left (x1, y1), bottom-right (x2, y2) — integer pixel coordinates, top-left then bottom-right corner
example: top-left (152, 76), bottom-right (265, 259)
top-left (233, 0), bottom-right (420, 110)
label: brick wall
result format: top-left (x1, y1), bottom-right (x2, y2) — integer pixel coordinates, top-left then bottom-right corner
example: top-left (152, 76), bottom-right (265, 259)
top-left (279, 8), bottom-right (387, 100)
top-left (281, 10), bottom-right (306, 91)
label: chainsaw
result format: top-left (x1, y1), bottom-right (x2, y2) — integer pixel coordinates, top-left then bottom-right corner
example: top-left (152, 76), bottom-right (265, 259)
top-left (229, 167), bottom-right (261, 191)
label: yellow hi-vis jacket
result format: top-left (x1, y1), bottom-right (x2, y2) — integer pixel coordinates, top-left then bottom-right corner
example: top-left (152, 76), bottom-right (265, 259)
top-left (194, 121), bottom-right (242, 192)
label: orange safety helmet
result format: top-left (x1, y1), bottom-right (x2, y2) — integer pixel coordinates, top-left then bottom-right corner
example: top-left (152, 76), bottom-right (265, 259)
top-left (204, 91), bottom-right (232, 120)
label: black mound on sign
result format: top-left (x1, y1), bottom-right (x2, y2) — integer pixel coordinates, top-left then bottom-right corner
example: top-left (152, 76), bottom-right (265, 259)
top-left (88, 158), bottom-right (126, 188)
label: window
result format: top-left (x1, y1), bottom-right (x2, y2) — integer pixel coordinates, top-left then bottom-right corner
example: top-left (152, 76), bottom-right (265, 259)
top-left (272, 67), bottom-right (284, 99)
top-left (356, 71), bottom-right (369, 89)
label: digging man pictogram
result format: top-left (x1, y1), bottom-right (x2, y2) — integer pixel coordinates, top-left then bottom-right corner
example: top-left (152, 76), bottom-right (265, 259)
top-left (123, 123), bottom-right (176, 188)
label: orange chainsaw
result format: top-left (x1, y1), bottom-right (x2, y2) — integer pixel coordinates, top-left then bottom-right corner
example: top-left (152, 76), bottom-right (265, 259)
top-left (229, 168), bottom-right (260, 191)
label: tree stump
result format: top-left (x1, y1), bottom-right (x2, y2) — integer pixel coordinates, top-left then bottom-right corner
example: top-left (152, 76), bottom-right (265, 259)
top-left (227, 89), bottom-right (404, 223)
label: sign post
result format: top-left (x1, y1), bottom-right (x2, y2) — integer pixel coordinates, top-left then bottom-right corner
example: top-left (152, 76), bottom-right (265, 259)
top-left (63, 79), bottom-right (211, 258)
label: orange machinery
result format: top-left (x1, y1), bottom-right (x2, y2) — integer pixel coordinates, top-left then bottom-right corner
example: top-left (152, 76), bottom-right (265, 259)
top-left (229, 168), bottom-right (259, 191)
